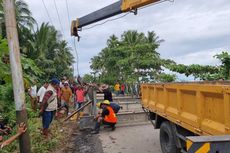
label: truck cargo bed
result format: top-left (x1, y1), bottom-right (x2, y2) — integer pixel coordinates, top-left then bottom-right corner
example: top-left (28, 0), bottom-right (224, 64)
top-left (141, 82), bottom-right (230, 136)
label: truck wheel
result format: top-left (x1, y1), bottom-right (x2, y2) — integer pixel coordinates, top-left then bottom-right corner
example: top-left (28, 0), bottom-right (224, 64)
top-left (160, 121), bottom-right (180, 153)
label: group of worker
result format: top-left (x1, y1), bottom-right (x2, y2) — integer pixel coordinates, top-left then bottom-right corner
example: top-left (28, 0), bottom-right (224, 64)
top-left (0, 78), bottom-right (124, 149)
top-left (34, 78), bottom-right (123, 136)
top-left (36, 77), bottom-right (90, 138)
top-left (24, 76), bottom-right (88, 138)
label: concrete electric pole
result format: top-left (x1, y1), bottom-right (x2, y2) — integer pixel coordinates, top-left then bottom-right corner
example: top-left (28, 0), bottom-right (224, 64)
top-left (3, 0), bottom-right (31, 152)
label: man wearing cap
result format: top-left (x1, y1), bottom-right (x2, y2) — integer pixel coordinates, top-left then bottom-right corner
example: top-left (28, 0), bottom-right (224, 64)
top-left (61, 81), bottom-right (73, 115)
top-left (39, 78), bottom-right (60, 138)
top-left (92, 100), bottom-right (117, 134)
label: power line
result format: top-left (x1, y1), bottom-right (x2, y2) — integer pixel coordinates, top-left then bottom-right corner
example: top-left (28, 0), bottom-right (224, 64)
top-left (72, 0), bottom-right (174, 75)
top-left (65, 0), bottom-right (76, 75)
top-left (41, 0), bottom-right (54, 26)
top-left (65, 0), bottom-right (80, 76)
top-left (65, 0), bottom-right (71, 30)
top-left (53, 0), bottom-right (64, 35)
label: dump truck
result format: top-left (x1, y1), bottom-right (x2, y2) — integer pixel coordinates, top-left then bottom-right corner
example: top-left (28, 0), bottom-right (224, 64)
top-left (141, 82), bottom-right (230, 153)
top-left (71, 1), bottom-right (230, 152)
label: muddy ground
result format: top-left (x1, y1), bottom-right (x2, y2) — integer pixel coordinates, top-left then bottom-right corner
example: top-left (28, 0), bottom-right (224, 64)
top-left (69, 129), bottom-right (103, 153)
top-left (53, 121), bottom-right (103, 153)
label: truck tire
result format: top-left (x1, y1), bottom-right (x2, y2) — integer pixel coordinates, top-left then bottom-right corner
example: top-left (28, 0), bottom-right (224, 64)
top-left (160, 121), bottom-right (180, 153)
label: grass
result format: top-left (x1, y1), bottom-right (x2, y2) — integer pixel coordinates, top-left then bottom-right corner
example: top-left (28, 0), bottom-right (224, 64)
top-left (2, 109), bottom-right (73, 153)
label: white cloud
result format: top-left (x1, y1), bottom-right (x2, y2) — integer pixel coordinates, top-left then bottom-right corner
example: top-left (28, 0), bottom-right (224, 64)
top-left (172, 49), bottom-right (223, 66)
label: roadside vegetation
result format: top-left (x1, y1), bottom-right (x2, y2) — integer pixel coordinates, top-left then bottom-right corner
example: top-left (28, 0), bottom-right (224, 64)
top-left (0, 0), bottom-right (74, 152)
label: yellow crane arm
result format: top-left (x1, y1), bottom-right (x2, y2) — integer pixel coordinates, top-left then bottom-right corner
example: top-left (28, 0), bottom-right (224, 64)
top-left (71, 0), bottom-right (160, 37)
top-left (121, 0), bottom-right (160, 12)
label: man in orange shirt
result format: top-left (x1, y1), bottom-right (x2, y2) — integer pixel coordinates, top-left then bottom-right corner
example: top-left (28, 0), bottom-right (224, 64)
top-left (61, 81), bottom-right (72, 115)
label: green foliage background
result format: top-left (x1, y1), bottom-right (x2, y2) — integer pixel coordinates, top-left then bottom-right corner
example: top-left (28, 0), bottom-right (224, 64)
top-left (0, 0), bottom-right (74, 152)
top-left (89, 31), bottom-right (176, 84)
top-left (87, 31), bottom-right (230, 84)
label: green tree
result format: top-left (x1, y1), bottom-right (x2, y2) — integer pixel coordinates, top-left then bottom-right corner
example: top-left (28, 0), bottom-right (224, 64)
top-left (157, 73), bottom-right (176, 83)
top-left (83, 74), bottom-right (95, 83)
top-left (0, 1), bottom-right (75, 152)
top-left (214, 51), bottom-right (230, 80)
top-left (0, 0), bottom-right (36, 37)
top-left (163, 51), bottom-right (230, 80)
top-left (28, 23), bottom-right (74, 80)
top-left (90, 30), bottom-right (168, 84)
top-left (0, 37), bottom-right (10, 84)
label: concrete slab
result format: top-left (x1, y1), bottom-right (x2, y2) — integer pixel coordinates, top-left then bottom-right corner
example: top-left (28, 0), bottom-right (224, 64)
top-left (117, 111), bottom-right (148, 125)
top-left (118, 102), bottom-right (142, 112)
top-left (99, 124), bottom-right (162, 153)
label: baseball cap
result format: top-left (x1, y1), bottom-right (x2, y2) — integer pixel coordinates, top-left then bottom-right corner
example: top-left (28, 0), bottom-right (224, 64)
top-left (51, 78), bottom-right (60, 85)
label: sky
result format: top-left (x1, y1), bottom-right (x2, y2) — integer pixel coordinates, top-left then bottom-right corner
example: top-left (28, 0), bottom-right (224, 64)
top-left (24, 0), bottom-right (230, 80)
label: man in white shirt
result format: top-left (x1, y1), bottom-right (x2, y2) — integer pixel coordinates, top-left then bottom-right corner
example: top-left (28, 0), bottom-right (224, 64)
top-left (39, 78), bottom-right (60, 138)
top-left (37, 82), bottom-right (49, 103)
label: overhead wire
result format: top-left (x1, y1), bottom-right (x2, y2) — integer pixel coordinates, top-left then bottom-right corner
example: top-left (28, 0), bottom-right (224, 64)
top-left (41, 0), bottom-right (54, 26)
top-left (65, 0), bottom-right (175, 76)
top-left (65, 0), bottom-right (80, 76)
top-left (53, 0), bottom-right (65, 36)
top-left (65, 0), bottom-right (75, 74)
top-left (65, 0), bottom-right (71, 30)
top-left (41, 0), bottom-right (79, 76)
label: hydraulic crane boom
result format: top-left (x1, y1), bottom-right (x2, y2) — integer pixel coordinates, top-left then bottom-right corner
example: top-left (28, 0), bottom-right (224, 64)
top-left (71, 0), bottom-right (161, 37)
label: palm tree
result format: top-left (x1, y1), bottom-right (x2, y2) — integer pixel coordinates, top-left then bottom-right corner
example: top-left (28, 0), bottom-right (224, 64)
top-left (0, 0), bottom-right (36, 37)
top-left (146, 31), bottom-right (164, 47)
top-left (53, 40), bottom-right (74, 78)
top-left (107, 35), bottom-right (119, 48)
top-left (15, 0), bottom-right (36, 29)
top-left (28, 23), bottom-right (74, 79)
top-left (121, 30), bottom-right (145, 46)
top-left (27, 23), bottom-right (57, 79)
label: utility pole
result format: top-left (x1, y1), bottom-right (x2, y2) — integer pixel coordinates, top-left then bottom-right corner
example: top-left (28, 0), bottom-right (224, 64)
top-left (3, 0), bottom-right (31, 153)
